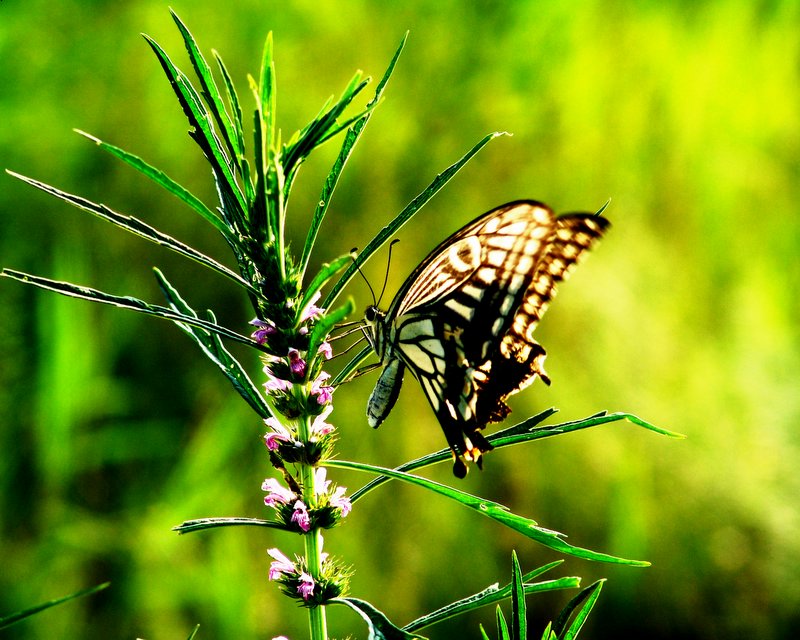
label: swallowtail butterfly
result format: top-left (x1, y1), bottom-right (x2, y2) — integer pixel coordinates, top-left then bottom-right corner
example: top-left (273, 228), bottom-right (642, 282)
top-left (363, 200), bottom-right (609, 477)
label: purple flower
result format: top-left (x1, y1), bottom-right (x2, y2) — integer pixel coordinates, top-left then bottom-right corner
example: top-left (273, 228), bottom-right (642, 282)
top-left (330, 486), bottom-right (352, 517)
top-left (314, 467), bottom-right (332, 495)
top-left (263, 368), bottom-right (291, 393)
top-left (288, 348), bottom-right (307, 378)
top-left (300, 291), bottom-right (325, 322)
top-left (291, 500), bottom-right (311, 532)
top-left (262, 478), bottom-right (296, 507)
top-left (318, 341), bottom-right (333, 360)
top-left (263, 418), bottom-right (293, 450)
top-left (249, 318), bottom-right (277, 345)
top-left (267, 548), bottom-right (295, 581)
top-left (297, 571), bottom-right (316, 600)
top-left (310, 407), bottom-right (335, 438)
top-left (313, 468), bottom-right (352, 518)
top-left (310, 371), bottom-right (334, 405)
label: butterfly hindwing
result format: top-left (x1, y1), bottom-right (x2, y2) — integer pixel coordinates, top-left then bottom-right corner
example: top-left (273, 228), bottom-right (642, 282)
top-left (365, 200), bottom-right (609, 476)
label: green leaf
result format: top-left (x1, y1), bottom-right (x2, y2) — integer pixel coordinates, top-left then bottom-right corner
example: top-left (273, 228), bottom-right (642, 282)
top-left (479, 624), bottom-right (493, 640)
top-left (0, 269), bottom-right (259, 348)
top-left (74, 130), bottom-right (234, 240)
top-left (553, 580), bottom-right (605, 640)
top-left (511, 552), bottom-right (526, 640)
top-left (143, 33), bottom-right (247, 228)
top-left (348, 409), bottom-right (679, 502)
top-left (154, 269), bottom-right (273, 419)
top-left (0, 582), bottom-right (110, 630)
top-left (213, 50), bottom-right (249, 197)
top-left (348, 408), bottom-right (678, 504)
top-left (299, 33), bottom-right (407, 280)
top-left (258, 31), bottom-right (277, 149)
top-left (170, 9), bottom-right (243, 164)
top-left (348, 409), bottom-right (557, 503)
top-left (489, 411), bottom-right (685, 449)
top-left (323, 130), bottom-right (509, 310)
top-left (298, 252), bottom-right (354, 317)
top-left (496, 606), bottom-right (511, 640)
top-left (330, 598), bottom-right (426, 640)
top-left (540, 622), bottom-right (557, 640)
top-left (282, 71), bottom-right (372, 187)
top-left (250, 95), bottom-right (271, 242)
top-left (307, 298), bottom-right (356, 367)
top-left (186, 624), bottom-right (201, 640)
top-left (404, 561), bottom-right (578, 633)
top-left (173, 517), bottom-right (285, 534)
top-left (324, 459), bottom-right (649, 566)
top-left (594, 199), bottom-right (611, 217)
top-left (6, 170), bottom-right (255, 294)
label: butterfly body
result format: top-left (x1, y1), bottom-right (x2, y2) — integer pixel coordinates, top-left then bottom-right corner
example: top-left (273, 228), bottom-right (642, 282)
top-left (364, 201), bottom-right (609, 477)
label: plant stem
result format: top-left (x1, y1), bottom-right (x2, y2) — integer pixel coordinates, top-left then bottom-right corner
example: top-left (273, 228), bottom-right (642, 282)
top-left (298, 412), bottom-right (328, 640)
top-left (305, 528), bottom-right (328, 639)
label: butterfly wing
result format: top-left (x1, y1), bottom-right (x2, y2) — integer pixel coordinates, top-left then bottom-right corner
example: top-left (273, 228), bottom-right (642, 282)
top-left (379, 201), bottom-right (609, 475)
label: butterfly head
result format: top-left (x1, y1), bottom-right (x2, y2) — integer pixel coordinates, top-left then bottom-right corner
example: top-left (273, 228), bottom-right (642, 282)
top-left (362, 305), bottom-right (387, 357)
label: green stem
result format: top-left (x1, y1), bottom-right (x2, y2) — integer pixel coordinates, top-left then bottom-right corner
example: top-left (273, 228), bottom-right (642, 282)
top-left (297, 412), bottom-right (328, 640)
top-left (304, 528), bottom-right (328, 639)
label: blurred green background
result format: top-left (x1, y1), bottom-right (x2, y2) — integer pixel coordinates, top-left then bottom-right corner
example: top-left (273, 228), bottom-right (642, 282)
top-left (2, 1), bottom-right (799, 638)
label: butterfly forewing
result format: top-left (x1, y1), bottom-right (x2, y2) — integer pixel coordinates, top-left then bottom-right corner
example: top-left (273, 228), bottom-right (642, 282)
top-left (367, 200), bottom-right (609, 476)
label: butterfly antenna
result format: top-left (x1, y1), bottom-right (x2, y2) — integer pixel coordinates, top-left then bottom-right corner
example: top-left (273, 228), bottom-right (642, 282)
top-left (351, 248), bottom-right (377, 307)
top-left (376, 239), bottom-right (400, 307)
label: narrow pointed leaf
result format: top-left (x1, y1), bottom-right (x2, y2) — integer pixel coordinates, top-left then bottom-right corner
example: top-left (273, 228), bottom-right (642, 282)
top-left (300, 33), bottom-right (407, 278)
top-left (349, 409), bottom-right (679, 502)
top-left (489, 411), bottom-right (684, 449)
top-left (170, 9), bottom-right (242, 163)
top-left (349, 408), bottom-right (557, 502)
top-left (299, 253), bottom-right (353, 315)
top-left (511, 552), bottom-right (526, 640)
top-left (330, 598), bottom-right (426, 640)
top-left (173, 517), bottom-right (285, 534)
top-left (496, 607), bottom-right (511, 640)
top-left (282, 72), bottom-right (370, 178)
top-left (259, 32), bottom-right (276, 146)
top-left (213, 50), bottom-right (247, 179)
top-left (154, 269), bottom-right (272, 419)
top-left (323, 130), bottom-right (509, 309)
top-left (73, 131), bottom-right (233, 240)
top-left (324, 460), bottom-right (649, 565)
top-left (186, 624), bottom-right (201, 640)
top-left (143, 34), bottom-right (247, 225)
top-left (250, 100), bottom-right (270, 240)
top-left (404, 566), bottom-right (578, 633)
top-left (1, 269), bottom-right (259, 348)
top-left (7, 170), bottom-right (255, 293)
top-left (307, 298), bottom-right (355, 367)
top-left (540, 623), bottom-right (557, 640)
top-left (0, 583), bottom-right (110, 630)
top-left (553, 580), bottom-right (605, 640)
top-left (594, 199), bottom-right (611, 217)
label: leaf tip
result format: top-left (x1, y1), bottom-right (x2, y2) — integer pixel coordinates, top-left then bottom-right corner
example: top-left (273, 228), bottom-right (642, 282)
top-left (73, 128), bottom-right (100, 144)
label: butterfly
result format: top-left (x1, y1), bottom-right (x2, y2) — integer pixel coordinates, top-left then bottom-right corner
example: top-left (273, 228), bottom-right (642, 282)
top-left (363, 200), bottom-right (609, 477)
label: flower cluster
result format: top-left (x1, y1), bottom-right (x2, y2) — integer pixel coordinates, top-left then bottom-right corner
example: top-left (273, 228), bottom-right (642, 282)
top-left (262, 405), bottom-right (336, 465)
top-left (262, 468), bottom-right (351, 532)
top-left (252, 292), bottom-right (335, 422)
top-left (267, 543), bottom-right (350, 607)
top-left (252, 291), bottom-right (352, 608)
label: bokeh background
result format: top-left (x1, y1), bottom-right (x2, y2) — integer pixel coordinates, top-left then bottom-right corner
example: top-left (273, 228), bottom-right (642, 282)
top-left (2, 1), bottom-right (799, 638)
